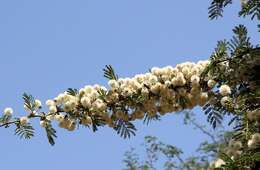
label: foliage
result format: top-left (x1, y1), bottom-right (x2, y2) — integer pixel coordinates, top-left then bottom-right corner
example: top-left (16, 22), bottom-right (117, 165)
top-left (66, 88), bottom-right (78, 96)
top-left (23, 93), bottom-right (37, 112)
top-left (45, 123), bottom-right (57, 146)
top-left (143, 114), bottom-right (161, 126)
top-left (103, 64), bottom-right (119, 80)
top-left (15, 123), bottom-right (34, 139)
top-left (123, 111), bottom-right (232, 170)
top-left (114, 119), bottom-right (137, 139)
top-left (209, 0), bottom-right (260, 31)
top-left (208, 0), bottom-right (232, 19)
top-left (202, 23), bottom-right (259, 169)
top-left (122, 16), bottom-right (260, 170)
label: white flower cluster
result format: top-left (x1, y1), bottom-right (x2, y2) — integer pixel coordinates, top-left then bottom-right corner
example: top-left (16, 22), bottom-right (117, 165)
top-left (55, 114), bottom-right (76, 131)
top-left (225, 140), bottom-right (243, 159)
top-left (3, 107), bottom-right (29, 125)
top-left (207, 79), bottom-right (216, 89)
top-left (247, 109), bottom-right (260, 121)
top-left (0, 59), bottom-right (238, 141)
top-left (43, 84), bottom-right (108, 130)
top-left (4, 107), bottom-right (13, 116)
top-left (220, 96), bottom-right (232, 107)
top-left (42, 60), bottom-right (211, 130)
top-left (20, 116), bottom-right (29, 125)
top-left (218, 84), bottom-right (233, 107)
top-left (35, 99), bottom-right (42, 108)
top-left (3, 60), bottom-right (230, 133)
top-left (248, 133), bottom-right (260, 149)
top-left (208, 140), bottom-right (243, 170)
top-left (219, 84), bottom-right (231, 96)
top-left (208, 158), bottom-right (225, 170)
top-left (46, 99), bottom-right (58, 113)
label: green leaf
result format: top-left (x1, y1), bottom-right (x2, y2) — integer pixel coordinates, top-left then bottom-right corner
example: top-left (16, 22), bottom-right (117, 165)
top-left (228, 25), bottom-right (252, 54)
top-left (143, 114), bottom-right (161, 125)
top-left (91, 114), bottom-right (106, 132)
top-left (0, 114), bottom-right (12, 125)
top-left (239, 0), bottom-right (260, 20)
top-left (15, 123), bottom-right (34, 139)
top-left (103, 65), bottom-right (118, 80)
top-left (255, 87), bottom-right (260, 95)
top-left (66, 88), bottom-right (78, 96)
top-left (22, 93), bottom-right (36, 111)
top-left (97, 89), bottom-right (107, 101)
top-left (143, 165), bottom-right (149, 170)
top-left (211, 40), bottom-right (229, 60)
top-left (252, 152), bottom-right (260, 161)
top-left (114, 119), bottom-right (136, 139)
top-left (45, 123), bottom-right (57, 146)
top-left (208, 0), bottom-right (232, 20)
top-left (203, 103), bottom-right (224, 129)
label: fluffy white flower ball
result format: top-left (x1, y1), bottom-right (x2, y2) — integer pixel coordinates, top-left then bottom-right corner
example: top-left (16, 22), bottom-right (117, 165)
top-left (92, 99), bottom-right (106, 111)
top-left (35, 99), bottom-right (42, 108)
top-left (151, 67), bottom-right (161, 76)
top-left (108, 80), bottom-right (119, 89)
top-left (229, 140), bottom-right (242, 150)
top-left (247, 139), bottom-right (255, 148)
top-left (84, 85), bottom-right (94, 94)
top-left (247, 133), bottom-right (260, 149)
top-left (181, 67), bottom-right (190, 76)
top-left (63, 102), bottom-right (73, 112)
top-left (219, 84), bottom-right (231, 96)
top-left (58, 118), bottom-right (70, 129)
top-left (252, 133), bottom-right (260, 142)
top-left (68, 121), bottom-right (76, 131)
top-left (220, 96), bottom-right (232, 106)
top-left (207, 79), bottom-right (216, 88)
top-left (247, 109), bottom-right (260, 121)
top-left (49, 105), bottom-right (57, 113)
top-left (191, 75), bottom-right (200, 86)
top-left (233, 141), bottom-right (242, 150)
top-left (20, 116), bottom-right (29, 125)
top-left (164, 80), bottom-right (172, 87)
top-left (46, 99), bottom-right (55, 107)
top-left (4, 107), bottom-right (13, 116)
top-left (150, 83), bottom-right (162, 94)
top-left (55, 114), bottom-right (64, 122)
top-left (80, 96), bottom-right (92, 108)
top-left (214, 158), bottom-right (225, 168)
top-left (198, 92), bottom-right (208, 106)
top-left (81, 116), bottom-right (92, 125)
top-left (55, 93), bottom-right (66, 104)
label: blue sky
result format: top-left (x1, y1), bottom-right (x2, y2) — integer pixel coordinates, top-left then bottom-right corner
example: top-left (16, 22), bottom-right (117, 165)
top-left (0, 1), bottom-right (258, 170)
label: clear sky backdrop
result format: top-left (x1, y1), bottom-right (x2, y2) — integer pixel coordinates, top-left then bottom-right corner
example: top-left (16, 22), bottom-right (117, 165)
top-left (0, 1), bottom-right (258, 170)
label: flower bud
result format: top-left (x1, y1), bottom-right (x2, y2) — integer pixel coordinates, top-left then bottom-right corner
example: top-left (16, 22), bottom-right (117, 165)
top-left (219, 85), bottom-right (231, 96)
top-left (35, 99), bottom-right (42, 108)
top-left (20, 116), bottom-right (29, 125)
top-left (4, 107), bottom-right (13, 116)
